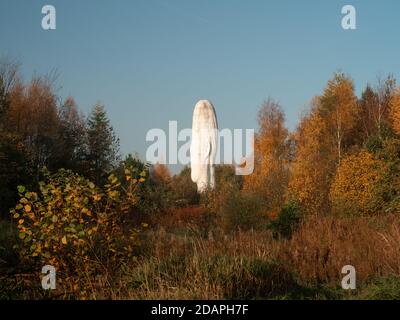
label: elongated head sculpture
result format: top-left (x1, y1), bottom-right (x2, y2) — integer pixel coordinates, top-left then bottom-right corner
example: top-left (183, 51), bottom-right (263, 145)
top-left (190, 100), bottom-right (218, 193)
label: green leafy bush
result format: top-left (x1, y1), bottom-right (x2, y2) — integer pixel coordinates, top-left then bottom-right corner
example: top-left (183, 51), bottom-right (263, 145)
top-left (11, 166), bottom-right (146, 298)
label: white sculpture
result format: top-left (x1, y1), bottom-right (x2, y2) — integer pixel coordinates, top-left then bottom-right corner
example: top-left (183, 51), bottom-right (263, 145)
top-left (190, 100), bottom-right (218, 193)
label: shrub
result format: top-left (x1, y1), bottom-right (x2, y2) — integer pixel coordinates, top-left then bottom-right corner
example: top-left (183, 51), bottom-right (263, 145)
top-left (169, 167), bottom-right (199, 207)
top-left (11, 166), bottom-right (146, 298)
top-left (219, 189), bottom-right (266, 232)
top-left (268, 201), bottom-right (302, 239)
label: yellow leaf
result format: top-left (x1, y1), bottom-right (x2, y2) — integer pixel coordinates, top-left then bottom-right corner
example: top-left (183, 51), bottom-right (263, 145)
top-left (24, 204), bottom-right (31, 212)
top-left (61, 236), bottom-right (67, 245)
top-left (18, 219), bottom-right (24, 225)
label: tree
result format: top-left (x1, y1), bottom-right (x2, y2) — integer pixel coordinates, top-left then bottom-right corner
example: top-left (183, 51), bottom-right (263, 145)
top-left (150, 163), bottom-right (171, 185)
top-left (86, 103), bottom-right (120, 185)
top-left (358, 84), bottom-right (379, 142)
top-left (330, 150), bottom-right (387, 215)
top-left (0, 58), bottom-right (18, 117)
top-left (7, 76), bottom-right (61, 179)
top-left (356, 76), bottom-right (396, 146)
top-left (243, 99), bottom-right (290, 212)
top-left (287, 99), bottom-right (333, 214)
top-left (0, 60), bottom-right (30, 216)
top-left (375, 75), bottom-right (396, 136)
top-left (57, 97), bottom-right (87, 173)
top-left (169, 166), bottom-right (199, 207)
top-left (319, 72), bottom-right (359, 165)
top-left (288, 74), bottom-right (358, 215)
top-left (389, 87), bottom-right (400, 136)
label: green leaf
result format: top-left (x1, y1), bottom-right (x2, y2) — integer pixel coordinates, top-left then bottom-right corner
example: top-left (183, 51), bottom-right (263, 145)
top-left (18, 232), bottom-right (26, 240)
top-left (17, 185), bottom-right (26, 193)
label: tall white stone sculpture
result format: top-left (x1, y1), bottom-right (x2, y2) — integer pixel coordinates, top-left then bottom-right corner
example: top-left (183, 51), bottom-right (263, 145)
top-left (190, 100), bottom-right (218, 193)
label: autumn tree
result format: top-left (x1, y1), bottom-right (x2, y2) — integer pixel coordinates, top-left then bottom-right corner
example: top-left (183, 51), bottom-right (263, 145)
top-left (330, 150), bottom-right (387, 215)
top-left (151, 163), bottom-right (172, 185)
top-left (375, 75), bottom-right (396, 136)
top-left (243, 99), bottom-right (290, 212)
top-left (319, 72), bottom-right (359, 165)
top-left (356, 76), bottom-right (396, 148)
top-left (169, 166), bottom-right (199, 207)
top-left (389, 87), bottom-right (400, 136)
top-left (0, 59), bottom-right (27, 215)
top-left (7, 76), bottom-right (61, 180)
top-left (0, 58), bottom-right (18, 117)
top-left (86, 103), bottom-right (120, 185)
top-left (288, 73), bottom-right (359, 214)
top-left (287, 99), bottom-right (333, 214)
top-left (357, 85), bottom-right (379, 142)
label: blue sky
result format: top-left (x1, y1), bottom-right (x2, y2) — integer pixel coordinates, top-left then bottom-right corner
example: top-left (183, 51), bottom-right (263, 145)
top-left (1, 0), bottom-right (400, 171)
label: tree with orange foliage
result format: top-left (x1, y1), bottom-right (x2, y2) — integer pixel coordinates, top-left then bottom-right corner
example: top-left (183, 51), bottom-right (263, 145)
top-left (287, 98), bottom-right (333, 215)
top-left (330, 150), bottom-right (387, 215)
top-left (243, 98), bottom-right (290, 212)
top-left (319, 72), bottom-right (359, 165)
top-left (288, 73), bottom-right (359, 215)
top-left (151, 163), bottom-right (172, 185)
top-left (7, 76), bottom-right (60, 178)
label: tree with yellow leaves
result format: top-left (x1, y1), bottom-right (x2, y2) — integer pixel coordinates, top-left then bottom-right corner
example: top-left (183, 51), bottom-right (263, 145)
top-left (287, 98), bottom-right (334, 215)
top-left (330, 150), bottom-right (387, 215)
top-left (288, 73), bottom-right (359, 215)
top-left (319, 72), bottom-right (359, 165)
top-left (243, 98), bottom-right (290, 212)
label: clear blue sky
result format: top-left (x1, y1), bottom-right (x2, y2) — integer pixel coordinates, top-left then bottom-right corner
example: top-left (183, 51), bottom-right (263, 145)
top-left (1, 0), bottom-right (400, 171)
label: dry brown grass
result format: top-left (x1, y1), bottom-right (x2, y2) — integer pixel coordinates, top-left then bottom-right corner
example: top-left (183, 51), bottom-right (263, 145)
top-left (7, 212), bottom-right (399, 299)
top-left (113, 214), bottom-right (400, 299)
top-left (156, 206), bottom-right (207, 230)
top-left (280, 215), bottom-right (400, 284)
